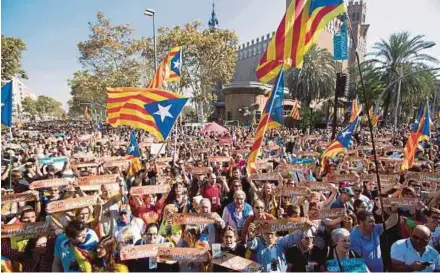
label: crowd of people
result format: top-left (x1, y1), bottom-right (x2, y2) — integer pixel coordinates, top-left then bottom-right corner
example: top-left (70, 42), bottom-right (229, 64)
top-left (1, 119), bottom-right (440, 272)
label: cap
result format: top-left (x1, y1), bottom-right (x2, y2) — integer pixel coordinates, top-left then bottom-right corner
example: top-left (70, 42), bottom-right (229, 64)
top-left (340, 187), bottom-right (354, 196)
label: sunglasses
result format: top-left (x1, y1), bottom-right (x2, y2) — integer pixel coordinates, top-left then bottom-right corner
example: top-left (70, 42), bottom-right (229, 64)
top-left (254, 206), bottom-right (264, 209)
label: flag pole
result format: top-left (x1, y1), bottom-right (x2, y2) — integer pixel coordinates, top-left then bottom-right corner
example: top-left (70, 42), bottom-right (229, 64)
top-left (346, 12), bottom-right (391, 270)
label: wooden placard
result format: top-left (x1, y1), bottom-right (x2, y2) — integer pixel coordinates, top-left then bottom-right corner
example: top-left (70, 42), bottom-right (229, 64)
top-left (275, 186), bottom-right (309, 197)
top-left (29, 178), bottom-right (72, 190)
top-left (382, 198), bottom-right (419, 208)
top-left (309, 208), bottom-right (345, 220)
top-left (103, 160), bottom-right (130, 168)
top-left (81, 183), bottom-right (119, 192)
top-left (324, 174), bottom-right (360, 183)
top-left (212, 253), bottom-right (263, 272)
top-left (232, 149), bottom-right (249, 155)
top-left (1, 192), bottom-right (36, 204)
top-left (385, 147), bottom-right (404, 154)
top-left (157, 247), bottom-right (209, 262)
top-left (129, 184), bottom-right (171, 196)
top-left (254, 217), bottom-right (307, 233)
top-left (172, 213), bottom-right (219, 225)
top-left (376, 138), bottom-right (391, 143)
top-left (220, 138), bottom-right (233, 145)
top-left (360, 174), bottom-right (399, 183)
top-left (250, 172), bottom-right (282, 184)
top-left (255, 162), bottom-right (272, 171)
top-left (377, 157), bottom-right (403, 163)
top-left (304, 136), bottom-right (318, 141)
top-left (208, 156), bottom-right (230, 163)
top-left (156, 157), bottom-right (172, 163)
top-left (78, 174), bottom-right (118, 186)
top-left (120, 243), bottom-right (171, 260)
top-left (194, 148), bottom-right (210, 154)
top-left (46, 195), bottom-right (98, 213)
top-left (1, 222), bottom-right (49, 238)
top-left (303, 182), bottom-right (334, 191)
top-left (409, 173), bottom-right (440, 183)
top-left (96, 156), bottom-right (123, 163)
top-left (275, 163), bottom-right (311, 172)
top-left (71, 162), bottom-right (99, 169)
top-left (188, 167), bottom-right (211, 175)
top-left (355, 146), bottom-right (373, 151)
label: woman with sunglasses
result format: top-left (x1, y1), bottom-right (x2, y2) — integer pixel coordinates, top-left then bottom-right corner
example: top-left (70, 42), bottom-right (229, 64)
top-left (241, 199), bottom-right (276, 243)
top-left (286, 229), bottom-right (323, 272)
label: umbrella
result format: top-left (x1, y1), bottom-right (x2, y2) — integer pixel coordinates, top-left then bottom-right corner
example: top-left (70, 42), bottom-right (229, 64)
top-left (200, 122), bottom-right (229, 135)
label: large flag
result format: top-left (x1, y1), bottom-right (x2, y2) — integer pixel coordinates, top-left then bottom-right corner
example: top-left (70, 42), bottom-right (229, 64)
top-left (247, 69), bottom-right (285, 174)
top-left (350, 97), bottom-right (361, 122)
top-left (147, 46), bottom-right (182, 88)
top-left (125, 130), bottom-right (142, 175)
top-left (256, 0), bottom-right (346, 83)
top-left (321, 116), bottom-right (359, 172)
top-left (1, 81), bottom-right (13, 127)
top-left (402, 105), bottom-right (426, 171)
top-left (418, 102), bottom-right (431, 142)
top-left (106, 87), bottom-right (188, 141)
top-left (371, 107), bottom-right (382, 127)
top-left (290, 99), bottom-right (301, 120)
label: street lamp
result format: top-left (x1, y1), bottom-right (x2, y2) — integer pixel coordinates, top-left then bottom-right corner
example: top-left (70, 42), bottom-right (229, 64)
top-left (144, 8), bottom-right (157, 71)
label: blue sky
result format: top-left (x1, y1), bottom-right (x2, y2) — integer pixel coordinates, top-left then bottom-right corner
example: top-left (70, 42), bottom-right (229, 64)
top-left (2, 0), bottom-right (439, 110)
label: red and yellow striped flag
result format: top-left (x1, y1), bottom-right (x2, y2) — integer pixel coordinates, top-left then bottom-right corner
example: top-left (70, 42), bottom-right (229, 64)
top-left (256, 0), bottom-right (346, 83)
top-left (290, 100), bottom-right (301, 120)
top-left (402, 105), bottom-right (426, 171)
top-left (84, 106), bottom-right (90, 121)
top-left (147, 46), bottom-right (182, 88)
top-left (247, 69), bottom-right (285, 174)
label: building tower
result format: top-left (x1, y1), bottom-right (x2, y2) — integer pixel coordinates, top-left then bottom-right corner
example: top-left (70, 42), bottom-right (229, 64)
top-left (208, 0), bottom-right (219, 31)
top-left (347, 0), bottom-right (369, 66)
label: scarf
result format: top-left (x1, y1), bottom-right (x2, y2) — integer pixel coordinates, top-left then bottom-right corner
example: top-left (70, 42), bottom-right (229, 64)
top-left (226, 202), bottom-right (252, 229)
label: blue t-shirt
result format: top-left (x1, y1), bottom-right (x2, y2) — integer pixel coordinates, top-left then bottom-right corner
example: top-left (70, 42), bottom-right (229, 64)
top-left (54, 229), bottom-right (99, 272)
top-left (350, 224), bottom-right (384, 272)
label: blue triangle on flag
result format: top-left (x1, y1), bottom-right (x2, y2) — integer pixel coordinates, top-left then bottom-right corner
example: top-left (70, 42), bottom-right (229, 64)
top-left (126, 130), bottom-right (140, 157)
top-left (1, 81), bottom-right (13, 127)
top-left (170, 50), bottom-right (181, 76)
top-left (144, 98), bottom-right (188, 140)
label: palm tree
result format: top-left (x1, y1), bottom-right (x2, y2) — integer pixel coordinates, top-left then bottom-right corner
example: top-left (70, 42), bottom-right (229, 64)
top-left (369, 32), bottom-right (438, 127)
top-left (287, 44), bottom-right (336, 107)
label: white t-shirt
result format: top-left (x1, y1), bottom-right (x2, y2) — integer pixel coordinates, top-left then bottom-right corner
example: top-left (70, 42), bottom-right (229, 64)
top-left (391, 238), bottom-right (440, 272)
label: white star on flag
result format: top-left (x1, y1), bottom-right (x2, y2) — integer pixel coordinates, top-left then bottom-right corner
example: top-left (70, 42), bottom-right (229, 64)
top-left (154, 104), bottom-right (173, 122)
top-left (173, 59), bottom-right (180, 69)
top-left (341, 130), bottom-right (351, 138)
top-left (128, 145), bottom-right (135, 152)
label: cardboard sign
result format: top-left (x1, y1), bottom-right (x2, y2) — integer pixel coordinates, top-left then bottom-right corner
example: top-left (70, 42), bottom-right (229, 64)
top-left (324, 174), bottom-right (360, 183)
top-left (81, 183), bottom-right (119, 192)
top-left (188, 167), bottom-right (211, 175)
top-left (194, 148), bottom-right (210, 154)
top-left (275, 163), bottom-right (310, 173)
top-left (212, 253), bottom-right (263, 272)
top-left (103, 160), bottom-right (130, 168)
top-left (232, 149), bottom-right (249, 155)
top-left (296, 151), bottom-right (318, 158)
top-left (250, 172), bottom-right (282, 184)
top-left (71, 162), bottom-right (99, 169)
top-left (120, 243), bottom-right (171, 260)
top-left (78, 174), bottom-right (118, 186)
top-left (254, 217), bottom-right (307, 233)
top-left (1, 192), bottom-right (36, 204)
top-left (157, 247), bottom-right (209, 262)
top-left (29, 178), bottom-right (73, 189)
top-left (326, 258), bottom-right (368, 272)
top-left (129, 185), bottom-right (171, 196)
top-left (172, 213), bottom-right (219, 225)
top-left (382, 198), bottom-right (419, 208)
top-left (377, 157), bottom-right (403, 163)
top-left (1, 222), bottom-right (49, 238)
top-left (409, 173), bottom-right (440, 183)
top-left (220, 137), bottom-right (233, 145)
top-left (360, 174), bottom-right (399, 183)
top-left (275, 186), bottom-right (309, 197)
top-left (46, 195), bottom-right (98, 213)
top-left (303, 182), bottom-right (334, 191)
top-left (156, 157), bottom-right (172, 163)
top-left (309, 208), bottom-right (345, 220)
top-left (255, 162), bottom-right (272, 171)
top-left (208, 156), bottom-right (230, 163)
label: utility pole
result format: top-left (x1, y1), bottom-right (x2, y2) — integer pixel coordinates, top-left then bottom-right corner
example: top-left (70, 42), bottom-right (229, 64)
top-left (393, 67), bottom-right (402, 130)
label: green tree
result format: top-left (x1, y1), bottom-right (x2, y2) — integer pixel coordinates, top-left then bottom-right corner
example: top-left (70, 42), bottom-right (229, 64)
top-left (22, 97), bottom-right (38, 120)
top-left (68, 12), bottom-right (150, 115)
top-left (369, 32), bottom-right (438, 126)
top-left (35, 96), bottom-right (64, 119)
top-left (1, 35), bottom-right (28, 82)
top-left (287, 45), bottom-right (336, 106)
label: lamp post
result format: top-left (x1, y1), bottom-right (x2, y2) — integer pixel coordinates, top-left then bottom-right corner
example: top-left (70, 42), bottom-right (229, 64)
top-left (144, 9), bottom-right (157, 71)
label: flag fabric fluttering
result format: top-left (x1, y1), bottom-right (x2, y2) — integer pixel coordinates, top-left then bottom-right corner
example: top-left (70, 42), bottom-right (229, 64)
top-left (106, 87), bottom-right (188, 141)
top-left (247, 69), bottom-right (285, 174)
top-left (418, 102), bottom-right (431, 143)
top-left (256, 0), bottom-right (346, 83)
top-left (146, 46), bottom-right (182, 88)
top-left (125, 130), bottom-right (142, 176)
top-left (371, 107), bottom-right (382, 127)
top-left (350, 97), bottom-right (361, 122)
top-left (84, 106), bottom-right (90, 121)
top-left (290, 99), bottom-right (301, 120)
top-left (1, 81), bottom-right (13, 127)
top-left (321, 116), bottom-right (359, 173)
top-left (402, 104), bottom-right (427, 171)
